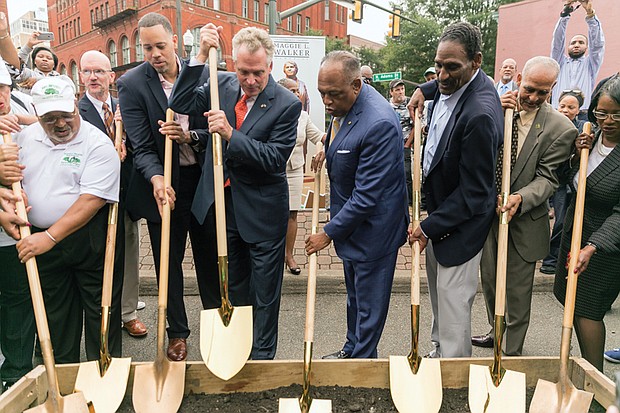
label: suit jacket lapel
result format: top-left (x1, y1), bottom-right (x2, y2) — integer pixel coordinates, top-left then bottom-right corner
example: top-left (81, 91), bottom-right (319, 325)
top-left (511, 104), bottom-right (548, 185)
top-left (239, 77), bottom-right (275, 134)
top-left (326, 87), bottom-right (364, 157)
top-left (79, 97), bottom-right (107, 133)
top-left (145, 64), bottom-right (169, 114)
top-left (584, 136), bottom-right (620, 189)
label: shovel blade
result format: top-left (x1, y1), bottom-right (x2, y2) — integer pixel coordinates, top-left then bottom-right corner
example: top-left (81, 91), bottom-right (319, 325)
top-left (74, 357), bottom-right (131, 413)
top-left (132, 358), bottom-right (186, 413)
top-left (468, 363), bottom-right (525, 413)
top-left (529, 378), bottom-right (593, 413)
top-left (279, 397), bottom-right (332, 413)
top-left (389, 355), bottom-right (442, 413)
top-left (25, 391), bottom-right (90, 413)
top-left (200, 306), bottom-right (253, 380)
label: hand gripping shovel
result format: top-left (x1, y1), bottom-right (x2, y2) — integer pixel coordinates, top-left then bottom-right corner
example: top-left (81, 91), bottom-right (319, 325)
top-left (389, 109), bottom-right (442, 413)
top-left (132, 109), bottom-right (186, 412)
top-left (279, 142), bottom-right (332, 413)
top-left (200, 47), bottom-right (253, 381)
top-left (74, 120), bottom-right (131, 413)
top-left (529, 122), bottom-right (594, 413)
top-left (468, 108), bottom-right (525, 413)
top-left (1, 133), bottom-right (90, 413)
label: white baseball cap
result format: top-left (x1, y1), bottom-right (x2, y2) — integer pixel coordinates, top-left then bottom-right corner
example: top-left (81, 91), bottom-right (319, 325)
top-left (31, 75), bottom-right (76, 116)
top-left (0, 61), bottom-right (11, 86)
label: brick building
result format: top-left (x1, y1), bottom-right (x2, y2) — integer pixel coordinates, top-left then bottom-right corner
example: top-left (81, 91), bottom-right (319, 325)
top-left (495, 0), bottom-right (619, 87)
top-left (44, 0), bottom-right (349, 93)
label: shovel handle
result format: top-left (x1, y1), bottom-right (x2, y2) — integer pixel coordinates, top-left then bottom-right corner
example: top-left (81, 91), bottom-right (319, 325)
top-left (410, 109), bottom-right (422, 306)
top-left (495, 108), bottom-right (514, 316)
top-left (2, 132), bottom-right (62, 401)
top-left (304, 143), bottom-right (324, 342)
top-left (115, 119), bottom-right (123, 154)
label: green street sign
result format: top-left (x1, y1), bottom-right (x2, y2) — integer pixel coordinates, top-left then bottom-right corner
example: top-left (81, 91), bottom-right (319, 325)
top-left (372, 71), bottom-right (402, 82)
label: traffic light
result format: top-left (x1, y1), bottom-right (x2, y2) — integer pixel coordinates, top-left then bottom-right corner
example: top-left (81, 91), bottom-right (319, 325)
top-left (352, 0), bottom-right (363, 23)
top-left (388, 8), bottom-right (401, 39)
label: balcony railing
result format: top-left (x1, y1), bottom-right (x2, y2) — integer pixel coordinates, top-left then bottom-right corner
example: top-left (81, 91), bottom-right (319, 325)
top-left (93, 0), bottom-right (139, 28)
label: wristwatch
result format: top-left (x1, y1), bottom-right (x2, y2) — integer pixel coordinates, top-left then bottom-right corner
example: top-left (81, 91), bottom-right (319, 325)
top-left (188, 130), bottom-right (202, 150)
top-left (586, 242), bottom-right (598, 254)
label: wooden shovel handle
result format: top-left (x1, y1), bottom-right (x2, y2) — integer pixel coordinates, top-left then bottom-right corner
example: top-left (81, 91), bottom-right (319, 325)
top-left (114, 119), bottom-right (123, 153)
top-left (2, 132), bottom-right (62, 398)
top-left (304, 143), bottom-right (324, 342)
top-left (495, 108), bottom-right (514, 316)
top-left (410, 109), bottom-right (422, 306)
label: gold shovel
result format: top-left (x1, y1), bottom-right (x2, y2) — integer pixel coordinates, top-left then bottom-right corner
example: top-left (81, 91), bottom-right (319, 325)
top-left (132, 109), bottom-right (186, 412)
top-left (529, 122), bottom-right (594, 413)
top-left (74, 120), bottom-right (131, 413)
top-left (468, 108), bottom-right (525, 413)
top-left (200, 47), bottom-right (253, 381)
top-left (2, 133), bottom-right (90, 413)
top-left (279, 142), bottom-right (332, 413)
top-left (389, 109), bottom-right (442, 413)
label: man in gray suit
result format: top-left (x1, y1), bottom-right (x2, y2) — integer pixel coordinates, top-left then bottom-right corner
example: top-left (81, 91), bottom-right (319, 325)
top-left (169, 24), bottom-right (301, 360)
top-left (495, 58), bottom-right (518, 96)
top-left (472, 56), bottom-right (578, 355)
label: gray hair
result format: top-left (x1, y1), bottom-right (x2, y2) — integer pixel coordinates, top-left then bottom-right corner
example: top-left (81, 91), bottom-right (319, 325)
top-left (138, 12), bottom-right (174, 35)
top-left (522, 56), bottom-right (560, 80)
top-left (321, 51), bottom-right (361, 84)
top-left (232, 27), bottom-right (274, 65)
top-left (277, 78), bottom-right (297, 89)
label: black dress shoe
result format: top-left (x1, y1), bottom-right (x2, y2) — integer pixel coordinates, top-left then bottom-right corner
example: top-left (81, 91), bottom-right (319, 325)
top-left (539, 265), bottom-right (556, 274)
top-left (322, 350), bottom-right (351, 359)
top-left (288, 266), bottom-right (301, 275)
top-left (471, 333), bottom-right (494, 348)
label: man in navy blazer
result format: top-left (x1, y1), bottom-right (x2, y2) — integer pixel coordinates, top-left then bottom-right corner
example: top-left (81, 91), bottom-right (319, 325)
top-left (117, 13), bottom-right (219, 362)
top-left (169, 24), bottom-right (301, 360)
top-left (306, 51), bottom-right (409, 359)
top-left (408, 22), bottom-right (503, 358)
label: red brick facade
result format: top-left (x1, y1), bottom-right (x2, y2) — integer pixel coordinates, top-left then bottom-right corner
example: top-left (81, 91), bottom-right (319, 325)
top-left (46, 0), bottom-right (348, 93)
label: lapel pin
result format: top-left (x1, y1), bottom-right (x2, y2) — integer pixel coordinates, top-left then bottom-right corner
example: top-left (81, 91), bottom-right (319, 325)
top-left (347, 121), bottom-right (352, 125)
top-left (535, 123), bottom-right (541, 129)
top-left (260, 103), bottom-right (267, 108)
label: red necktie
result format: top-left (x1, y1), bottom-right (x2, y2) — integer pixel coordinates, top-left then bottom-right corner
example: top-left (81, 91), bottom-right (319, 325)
top-left (235, 94), bottom-right (249, 130)
top-left (102, 102), bottom-right (115, 142)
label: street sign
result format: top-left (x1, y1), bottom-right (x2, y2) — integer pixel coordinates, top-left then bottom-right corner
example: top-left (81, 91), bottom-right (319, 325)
top-left (372, 71), bottom-right (402, 82)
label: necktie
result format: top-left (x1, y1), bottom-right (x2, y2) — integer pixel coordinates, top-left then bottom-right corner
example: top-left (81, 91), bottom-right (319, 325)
top-left (235, 94), bottom-right (249, 130)
top-left (102, 102), bottom-right (115, 142)
top-left (331, 117), bottom-right (341, 141)
top-left (495, 112), bottom-right (520, 194)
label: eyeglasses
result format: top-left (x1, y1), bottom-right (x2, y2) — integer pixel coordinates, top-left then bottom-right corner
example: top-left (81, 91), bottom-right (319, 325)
top-left (39, 110), bottom-right (78, 125)
top-left (592, 111), bottom-right (620, 122)
top-left (363, 77), bottom-right (372, 84)
top-left (562, 89), bottom-right (583, 95)
top-left (80, 69), bottom-right (113, 77)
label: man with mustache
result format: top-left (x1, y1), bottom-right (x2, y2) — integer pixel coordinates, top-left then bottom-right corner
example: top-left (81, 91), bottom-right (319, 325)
top-left (551, 0), bottom-right (605, 117)
top-left (496, 58), bottom-right (518, 96)
top-left (408, 22), bottom-right (502, 358)
top-left (1, 75), bottom-right (121, 364)
top-left (472, 56), bottom-right (577, 355)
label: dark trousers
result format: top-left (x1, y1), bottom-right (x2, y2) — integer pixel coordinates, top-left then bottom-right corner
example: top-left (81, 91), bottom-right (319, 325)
top-left (543, 186), bottom-right (572, 268)
top-left (0, 245), bottom-right (35, 383)
top-left (35, 208), bottom-right (122, 364)
top-left (404, 146), bottom-right (412, 204)
top-left (225, 189), bottom-right (286, 360)
top-left (342, 250), bottom-right (398, 358)
top-left (148, 164), bottom-right (220, 339)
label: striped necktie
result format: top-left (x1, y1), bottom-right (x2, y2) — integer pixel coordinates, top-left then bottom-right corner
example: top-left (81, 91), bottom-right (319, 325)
top-left (495, 112), bottom-right (520, 194)
top-left (235, 94), bottom-right (249, 130)
top-left (102, 102), bottom-right (115, 142)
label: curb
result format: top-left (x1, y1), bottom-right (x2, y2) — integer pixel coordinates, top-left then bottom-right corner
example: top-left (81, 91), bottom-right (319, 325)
top-left (138, 269), bottom-right (556, 296)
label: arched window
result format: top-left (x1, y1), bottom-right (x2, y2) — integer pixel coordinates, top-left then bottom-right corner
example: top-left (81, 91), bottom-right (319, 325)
top-left (121, 36), bottom-right (130, 65)
top-left (59, 64), bottom-right (67, 75)
top-left (134, 31), bottom-right (143, 62)
top-left (70, 61), bottom-right (78, 88)
top-left (108, 40), bottom-right (117, 67)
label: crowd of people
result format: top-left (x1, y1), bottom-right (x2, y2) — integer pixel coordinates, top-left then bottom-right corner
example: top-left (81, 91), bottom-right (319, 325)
top-left (0, 0), bottom-right (617, 400)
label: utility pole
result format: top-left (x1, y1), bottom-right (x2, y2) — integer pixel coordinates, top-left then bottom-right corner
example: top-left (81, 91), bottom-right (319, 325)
top-left (176, 0), bottom-right (183, 57)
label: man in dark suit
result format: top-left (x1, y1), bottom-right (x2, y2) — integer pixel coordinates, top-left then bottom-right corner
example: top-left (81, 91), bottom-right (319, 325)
top-left (78, 50), bottom-right (147, 338)
top-left (117, 12), bottom-right (219, 362)
top-left (305, 51), bottom-right (409, 359)
top-left (472, 56), bottom-right (576, 355)
top-left (169, 24), bottom-right (301, 360)
top-left (408, 22), bottom-right (503, 358)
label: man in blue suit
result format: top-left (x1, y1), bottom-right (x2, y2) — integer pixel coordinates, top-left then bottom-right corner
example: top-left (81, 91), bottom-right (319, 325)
top-left (169, 24), bottom-right (301, 360)
top-left (306, 51), bottom-right (409, 359)
top-left (408, 22), bottom-right (503, 358)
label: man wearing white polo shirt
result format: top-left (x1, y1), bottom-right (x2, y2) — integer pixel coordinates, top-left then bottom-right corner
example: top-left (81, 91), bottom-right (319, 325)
top-left (5, 76), bottom-right (121, 364)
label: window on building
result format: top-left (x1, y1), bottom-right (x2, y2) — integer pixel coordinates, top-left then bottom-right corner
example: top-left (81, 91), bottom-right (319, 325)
top-left (253, 0), bottom-right (259, 21)
top-left (324, 0), bottom-right (329, 20)
top-left (109, 40), bottom-right (117, 67)
top-left (90, 10), bottom-right (94, 26)
top-left (134, 32), bottom-right (143, 62)
top-left (59, 64), bottom-right (66, 75)
top-left (287, 17), bottom-right (292, 31)
top-left (70, 61), bottom-right (78, 88)
top-left (305, 16), bottom-right (310, 32)
top-left (296, 14), bottom-right (301, 33)
top-left (200, 0), bottom-right (206, 6)
top-left (121, 36), bottom-right (130, 65)
top-left (242, 0), bottom-right (248, 18)
top-left (264, 3), bottom-right (269, 24)
top-left (191, 27), bottom-right (200, 58)
top-left (77, 17), bottom-right (81, 35)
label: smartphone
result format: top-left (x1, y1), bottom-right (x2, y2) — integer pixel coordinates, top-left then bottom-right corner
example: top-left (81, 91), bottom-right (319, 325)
top-left (37, 32), bottom-right (55, 41)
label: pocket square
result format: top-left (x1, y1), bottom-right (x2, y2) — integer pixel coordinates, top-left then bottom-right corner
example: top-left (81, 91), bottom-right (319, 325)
top-left (336, 149), bottom-right (351, 154)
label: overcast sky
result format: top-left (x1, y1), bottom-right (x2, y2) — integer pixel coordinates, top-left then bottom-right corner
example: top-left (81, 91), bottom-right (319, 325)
top-left (7, 0), bottom-right (391, 44)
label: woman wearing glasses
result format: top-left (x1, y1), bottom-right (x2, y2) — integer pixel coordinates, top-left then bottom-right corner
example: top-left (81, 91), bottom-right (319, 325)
top-left (553, 75), bottom-right (620, 372)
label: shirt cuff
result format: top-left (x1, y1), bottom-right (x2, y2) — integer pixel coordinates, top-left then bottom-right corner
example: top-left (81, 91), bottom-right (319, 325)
top-left (189, 57), bottom-right (205, 67)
